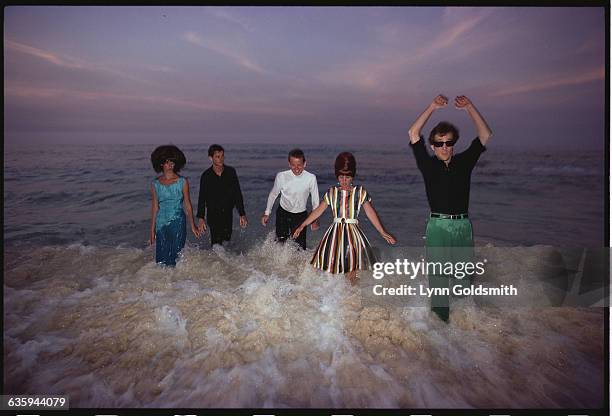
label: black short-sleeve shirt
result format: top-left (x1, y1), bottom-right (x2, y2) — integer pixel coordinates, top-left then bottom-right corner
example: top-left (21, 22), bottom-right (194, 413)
top-left (410, 137), bottom-right (486, 214)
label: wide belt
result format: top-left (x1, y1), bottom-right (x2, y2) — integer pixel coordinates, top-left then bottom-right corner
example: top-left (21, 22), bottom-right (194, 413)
top-left (430, 213), bottom-right (469, 220)
top-left (333, 218), bottom-right (359, 224)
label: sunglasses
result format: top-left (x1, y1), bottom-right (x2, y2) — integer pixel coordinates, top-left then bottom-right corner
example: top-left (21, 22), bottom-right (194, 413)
top-left (432, 139), bottom-right (457, 148)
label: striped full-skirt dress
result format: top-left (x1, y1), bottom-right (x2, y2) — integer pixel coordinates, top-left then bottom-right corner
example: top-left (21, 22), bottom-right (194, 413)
top-left (311, 185), bottom-right (376, 274)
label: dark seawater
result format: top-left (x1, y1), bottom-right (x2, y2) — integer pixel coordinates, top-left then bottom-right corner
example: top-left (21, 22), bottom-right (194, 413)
top-left (3, 142), bottom-right (605, 250)
top-left (3, 142), bottom-right (606, 408)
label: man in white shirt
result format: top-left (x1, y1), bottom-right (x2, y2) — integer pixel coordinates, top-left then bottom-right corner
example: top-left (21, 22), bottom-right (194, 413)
top-left (261, 149), bottom-right (320, 249)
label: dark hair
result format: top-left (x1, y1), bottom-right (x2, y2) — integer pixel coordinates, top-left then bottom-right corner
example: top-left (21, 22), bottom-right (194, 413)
top-left (288, 148), bottom-right (305, 162)
top-left (151, 145), bottom-right (186, 173)
top-left (334, 152), bottom-right (356, 178)
top-left (208, 144), bottom-right (225, 157)
top-left (428, 121), bottom-right (460, 145)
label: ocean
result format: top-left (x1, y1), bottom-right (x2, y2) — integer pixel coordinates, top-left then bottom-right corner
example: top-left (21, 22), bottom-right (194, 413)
top-left (3, 142), bottom-right (605, 249)
top-left (3, 142), bottom-right (606, 408)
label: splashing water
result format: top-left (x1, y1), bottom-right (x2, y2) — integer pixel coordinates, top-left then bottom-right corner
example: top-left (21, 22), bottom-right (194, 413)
top-left (4, 236), bottom-right (604, 408)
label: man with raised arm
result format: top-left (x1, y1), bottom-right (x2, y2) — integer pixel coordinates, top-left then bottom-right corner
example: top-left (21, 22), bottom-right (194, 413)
top-left (408, 94), bottom-right (493, 322)
top-left (261, 148), bottom-right (320, 250)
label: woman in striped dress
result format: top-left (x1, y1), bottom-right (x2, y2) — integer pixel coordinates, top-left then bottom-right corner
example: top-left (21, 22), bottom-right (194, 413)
top-left (292, 152), bottom-right (396, 285)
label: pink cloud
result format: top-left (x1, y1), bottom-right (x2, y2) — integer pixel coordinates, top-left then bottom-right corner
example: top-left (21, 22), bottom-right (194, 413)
top-left (492, 67), bottom-right (605, 96)
top-left (5, 39), bottom-right (85, 69)
top-left (5, 85), bottom-right (309, 116)
top-left (316, 9), bottom-right (497, 93)
top-left (5, 39), bottom-right (153, 85)
top-left (182, 32), bottom-right (266, 75)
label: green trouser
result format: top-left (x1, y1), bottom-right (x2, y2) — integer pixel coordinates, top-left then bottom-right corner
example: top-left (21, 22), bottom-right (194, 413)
top-left (425, 217), bottom-right (474, 310)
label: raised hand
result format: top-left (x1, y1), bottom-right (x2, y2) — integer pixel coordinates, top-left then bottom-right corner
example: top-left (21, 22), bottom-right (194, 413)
top-left (454, 95), bottom-right (472, 110)
top-left (408, 94), bottom-right (448, 144)
top-left (432, 94), bottom-right (449, 109)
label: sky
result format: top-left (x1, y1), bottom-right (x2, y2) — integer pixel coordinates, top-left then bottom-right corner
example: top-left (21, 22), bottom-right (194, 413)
top-left (4, 6), bottom-right (606, 149)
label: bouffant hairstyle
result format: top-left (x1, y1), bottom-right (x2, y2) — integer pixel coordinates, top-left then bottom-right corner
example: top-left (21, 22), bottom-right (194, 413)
top-left (151, 145), bottom-right (186, 173)
top-left (428, 121), bottom-right (460, 145)
top-left (334, 152), bottom-right (356, 178)
top-left (208, 144), bottom-right (225, 157)
top-left (288, 148), bottom-right (305, 162)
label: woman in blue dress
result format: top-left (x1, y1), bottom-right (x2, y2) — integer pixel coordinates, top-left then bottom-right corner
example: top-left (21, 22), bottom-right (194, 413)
top-left (149, 145), bottom-right (200, 266)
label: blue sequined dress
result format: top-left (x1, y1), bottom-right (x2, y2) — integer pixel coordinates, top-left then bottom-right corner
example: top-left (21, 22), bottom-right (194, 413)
top-left (153, 176), bottom-right (186, 266)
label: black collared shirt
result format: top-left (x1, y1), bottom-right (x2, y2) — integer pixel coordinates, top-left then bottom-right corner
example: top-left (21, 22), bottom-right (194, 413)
top-left (410, 137), bottom-right (486, 215)
top-left (197, 165), bottom-right (246, 221)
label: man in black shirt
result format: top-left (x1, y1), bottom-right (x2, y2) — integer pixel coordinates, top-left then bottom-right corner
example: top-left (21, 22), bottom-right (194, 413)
top-left (197, 144), bottom-right (248, 246)
top-left (409, 95), bottom-right (493, 322)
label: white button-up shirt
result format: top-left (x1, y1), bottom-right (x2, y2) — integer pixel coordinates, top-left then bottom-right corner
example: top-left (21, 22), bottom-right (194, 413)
top-left (264, 169), bottom-right (320, 215)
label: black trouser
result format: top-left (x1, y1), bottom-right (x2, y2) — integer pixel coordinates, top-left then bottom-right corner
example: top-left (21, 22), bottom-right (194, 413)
top-left (207, 213), bottom-right (233, 246)
top-left (276, 206), bottom-right (308, 249)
